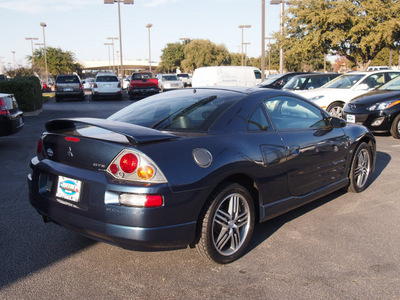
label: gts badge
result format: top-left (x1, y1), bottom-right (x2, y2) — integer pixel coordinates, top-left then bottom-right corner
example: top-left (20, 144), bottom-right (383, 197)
top-left (93, 163), bottom-right (106, 169)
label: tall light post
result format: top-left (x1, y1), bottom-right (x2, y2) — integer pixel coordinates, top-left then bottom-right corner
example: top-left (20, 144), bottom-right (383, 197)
top-left (146, 24), bottom-right (153, 72)
top-left (40, 22), bottom-right (49, 85)
top-left (104, 42), bottom-right (112, 71)
top-left (104, 0), bottom-right (134, 80)
top-left (238, 25), bottom-right (251, 66)
top-left (11, 51), bottom-right (16, 70)
top-left (270, 0), bottom-right (289, 73)
top-left (261, 0), bottom-right (266, 80)
top-left (25, 37), bottom-right (38, 69)
top-left (0, 57), bottom-right (4, 74)
top-left (266, 37), bottom-right (274, 75)
top-left (107, 37), bottom-right (118, 73)
top-left (243, 42), bottom-right (251, 66)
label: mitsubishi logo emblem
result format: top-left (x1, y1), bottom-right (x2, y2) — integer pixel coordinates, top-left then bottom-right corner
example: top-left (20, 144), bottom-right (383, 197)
top-left (67, 147), bottom-right (74, 157)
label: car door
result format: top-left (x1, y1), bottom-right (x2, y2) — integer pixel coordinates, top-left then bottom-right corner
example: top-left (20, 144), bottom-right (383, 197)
top-left (264, 95), bottom-right (349, 197)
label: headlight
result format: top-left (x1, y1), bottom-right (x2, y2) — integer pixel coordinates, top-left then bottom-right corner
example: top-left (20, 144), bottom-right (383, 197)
top-left (367, 100), bottom-right (400, 111)
top-left (309, 95), bottom-right (324, 101)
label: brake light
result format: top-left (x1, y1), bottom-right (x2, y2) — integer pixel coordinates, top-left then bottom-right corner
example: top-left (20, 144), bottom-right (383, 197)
top-left (54, 84), bottom-right (58, 91)
top-left (118, 82), bottom-right (121, 88)
top-left (0, 98), bottom-right (9, 115)
top-left (36, 138), bottom-right (43, 154)
top-left (79, 84), bottom-right (82, 90)
top-left (120, 153), bottom-right (138, 173)
top-left (94, 83), bottom-right (98, 88)
top-left (107, 149), bottom-right (167, 183)
top-left (65, 136), bottom-right (80, 142)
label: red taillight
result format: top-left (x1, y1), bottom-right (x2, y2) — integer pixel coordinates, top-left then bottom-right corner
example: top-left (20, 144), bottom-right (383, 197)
top-left (54, 84), bottom-right (58, 91)
top-left (144, 195), bottom-right (163, 207)
top-left (0, 98), bottom-right (9, 115)
top-left (120, 153), bottom-right (138, 173)
top-left (94, 83), bottom-right (98, 88)
top-left (65, 136), bottom-right (80, 142)
top-left (79, 84), bottom-right (82, 90)
top-left (36, 138), bottom-right (43, 155)
top-left (118, 82), bottom-right (121, 88)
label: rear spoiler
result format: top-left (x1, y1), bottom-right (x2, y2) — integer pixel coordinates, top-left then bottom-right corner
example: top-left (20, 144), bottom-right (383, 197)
top-left (45, 117), bottom-right (179, 144)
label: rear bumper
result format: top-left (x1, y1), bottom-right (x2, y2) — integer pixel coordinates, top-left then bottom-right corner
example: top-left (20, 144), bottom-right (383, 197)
top-left (0, 112), bottom-right (24, 136)
top-left (28, 158), bottom-right (209, 249)
top-left (129, 87), bottom-right (159, 97)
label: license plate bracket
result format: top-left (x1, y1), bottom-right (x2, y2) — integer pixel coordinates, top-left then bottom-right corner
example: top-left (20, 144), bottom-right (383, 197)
top-left (56, 176), bottom-right (82, 202)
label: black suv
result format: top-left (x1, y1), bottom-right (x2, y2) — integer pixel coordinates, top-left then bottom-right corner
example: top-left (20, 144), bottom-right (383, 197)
top-left (55, 74), bottom-right (84, 102)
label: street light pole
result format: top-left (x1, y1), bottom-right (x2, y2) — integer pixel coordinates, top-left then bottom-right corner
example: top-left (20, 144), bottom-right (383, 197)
top-left (25, 37), bottom-right (38, 69)
top-left (107, 37), bottom-right (118, 73)
top-left (271, 0), bottom-right (289, 73)
top-left (243, 43), bottom-right (251, 66)
top-left (261, 0), bottom-right (266, 80)
top-left (104, 0), bottom-right (134, 80)
top-left (146, 24), bottom-right (153, 72)
top-left (11, 51), bottom-right (16, 70)
top-left (238, 25), bottom-right (251, 66)
top-left (266, 37), bottom-right (274, 75)
top-left (40, 22), bottom-right (49, 85)
top-left (104, 43), bottom-right (112, 71)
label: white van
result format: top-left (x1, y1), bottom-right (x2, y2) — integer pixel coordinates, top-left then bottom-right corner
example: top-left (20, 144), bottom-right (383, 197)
top-left (191, 66), bottom-right (262, 87)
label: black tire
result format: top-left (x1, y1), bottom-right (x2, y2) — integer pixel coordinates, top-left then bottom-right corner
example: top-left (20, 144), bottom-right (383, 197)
top-left (390, 114), bottom-right (400, 139)
top-left (129, 92), bottom-right (134, 100)
top-left (196, 183), bottom-right (255, 264)
top-left (91, 94), bottom-right (97, 101)
top-left (55, 95), bottom-right (61, 102)
top-left (327, 102), bottom-right (344, 118)
top-left (348, 142), bottom-right (372, 193)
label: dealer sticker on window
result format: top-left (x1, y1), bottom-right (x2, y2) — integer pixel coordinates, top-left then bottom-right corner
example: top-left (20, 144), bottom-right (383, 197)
top-left (56, 176), bottom-right (82, 202)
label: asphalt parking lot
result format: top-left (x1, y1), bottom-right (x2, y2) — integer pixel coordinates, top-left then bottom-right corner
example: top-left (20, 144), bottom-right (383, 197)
top-left (1, 92), bottom-right (399, 299)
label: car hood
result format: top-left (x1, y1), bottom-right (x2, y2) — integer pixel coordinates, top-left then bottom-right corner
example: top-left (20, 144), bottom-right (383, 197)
top-left (349, 90), bottom-right (400, 105)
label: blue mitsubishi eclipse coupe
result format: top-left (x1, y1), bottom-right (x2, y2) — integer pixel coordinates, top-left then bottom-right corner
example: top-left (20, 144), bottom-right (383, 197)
top-left (28, 87), bottom-right (376, 264)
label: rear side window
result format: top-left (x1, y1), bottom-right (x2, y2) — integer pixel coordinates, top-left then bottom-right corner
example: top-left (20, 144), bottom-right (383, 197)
top-left (254, 70), bottom-right (262, 79)
top-left (97, 76), bottom-right (118, 82)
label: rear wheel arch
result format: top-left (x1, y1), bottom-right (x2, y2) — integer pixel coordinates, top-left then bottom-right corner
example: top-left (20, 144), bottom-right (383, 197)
top-left (191, 174), bottom-right (261, 246)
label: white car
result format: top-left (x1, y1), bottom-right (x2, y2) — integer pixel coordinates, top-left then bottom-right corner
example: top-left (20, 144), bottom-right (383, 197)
top-left (299, 70), bottom-right (400, 118)
top-left (92, 72), bottom-right (122, 100)
top-left (156, 74), bottom-right (184, 91)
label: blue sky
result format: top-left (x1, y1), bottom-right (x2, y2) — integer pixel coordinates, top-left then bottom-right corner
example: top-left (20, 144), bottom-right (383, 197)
top-left (0, 0), bottom-right (282, 69)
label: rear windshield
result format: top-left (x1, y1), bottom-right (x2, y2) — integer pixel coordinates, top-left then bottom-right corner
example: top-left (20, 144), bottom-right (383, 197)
top-left (56, 76), bottom-right (80, 83)
top-left (177, 74), bottom-right (189, 78)
top-left (132, 73), bottom-right (153, 80)
top-left (108, 89), bottom-right (245, 132)
top-left (162, 75), bottom-right (179, 81)
top-left (96, 76), bottom-right (118, 82)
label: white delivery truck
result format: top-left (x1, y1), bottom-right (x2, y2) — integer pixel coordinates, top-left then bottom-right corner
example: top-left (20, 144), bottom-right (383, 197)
top-left (191, 66), bottom-right (262, 87)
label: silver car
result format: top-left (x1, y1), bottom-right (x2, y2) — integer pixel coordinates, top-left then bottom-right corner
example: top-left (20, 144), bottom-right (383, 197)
top-left (156, 74), bottom-right (184, 92)
top-left (54, 74), bottom-right (85, 102)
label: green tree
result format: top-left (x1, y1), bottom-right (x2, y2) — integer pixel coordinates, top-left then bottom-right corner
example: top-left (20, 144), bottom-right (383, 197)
top-left (158, 42), bottom-right (185, 73)
top-left (284, 0), bottom-right (400, 71)
top-left (28, 47), bottom-right (82, 77)
top-left (371, 48), bottom-right (400, 67)
top-left (181, 39), bottom-right (231, 72)
top-left (5, 66), bottom-right (34, 78)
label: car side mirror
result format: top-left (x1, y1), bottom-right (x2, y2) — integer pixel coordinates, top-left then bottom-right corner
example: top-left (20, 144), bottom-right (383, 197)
top-left (330, 117), bottom-right (346, 128)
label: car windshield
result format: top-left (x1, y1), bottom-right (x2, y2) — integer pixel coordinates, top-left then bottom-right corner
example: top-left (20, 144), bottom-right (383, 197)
top-left (97, 76), bottom-right (118, 82)
top-left (378, 76), bottom-right (400, 91)
top-left (322, 74), bottom-right (364, 89)
top-left (57, 76), bottom-right (79, 83)
top-left (108, 89), bottom-right (245, 132)
top-left (258, 74), bottom-right (283, 85)
top-left (163, 75), bottom-right (179, 81)
top-left (284, 77), bottom-right (307, 90)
